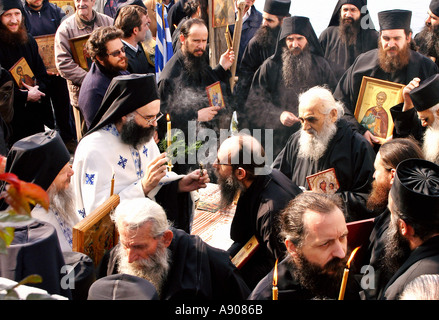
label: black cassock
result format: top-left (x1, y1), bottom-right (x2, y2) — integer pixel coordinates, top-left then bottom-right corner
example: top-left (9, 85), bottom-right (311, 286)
top-left (319, 26), bottom-right (379, 81)
top-left (334, 49), bottom-right (439, 135)
top-left (246, 53), bottom-right (338, 157)
top-left (157, 49), bottom-right (233, 175)
top-left (227, 169), bottom-right (303, 290)
top-left (248, 256), bottom-right (361, 300)
top-left (319, 0), bottom-right (379, 81)
top-left (379, 236), bottom-right (439, 300)
top-left (98, 228), bottom-right (251, 300)
top-left (272, 118), bottom-right (376, 222)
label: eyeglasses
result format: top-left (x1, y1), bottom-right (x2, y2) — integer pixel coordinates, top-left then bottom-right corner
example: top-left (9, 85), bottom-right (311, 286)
top-left (107, 46), bottom-right (126, 57)
top-left (135, 111), bottom-right (164, 125)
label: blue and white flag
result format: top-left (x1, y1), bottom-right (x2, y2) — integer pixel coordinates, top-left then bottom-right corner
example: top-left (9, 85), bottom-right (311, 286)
top-left (155, 3), bottom-right (173, 82)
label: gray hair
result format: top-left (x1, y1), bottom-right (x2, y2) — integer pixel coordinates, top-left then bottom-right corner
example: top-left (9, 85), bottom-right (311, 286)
top-left (400, 274), bottom-right (439, 300)
top-left (111, 198), bottom-right (170, 238)
top-left (298, 86), bottom-right (345, 119)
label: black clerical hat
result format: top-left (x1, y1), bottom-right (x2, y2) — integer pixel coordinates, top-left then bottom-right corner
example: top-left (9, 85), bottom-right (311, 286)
top-left (86, 73), bottom-right (159, 135)
top-left (263, 0), bottom-right (291, 17)
top-left (378, 9), bottom-right (412, 31)
top-left (431, 0), bottom-right (439, 18)
top-left (278, 16), bottom-right (324, 57)
top-left (0, 0), bottom-right (23, 15)
top-left (409, 74), bottom-right (439, 112)
top-left (6, 130), bottom-right (71, 191)
top-left (87, 274), bottom-right (159, 300)
top-left (390, 158), bottom-right (439, 222)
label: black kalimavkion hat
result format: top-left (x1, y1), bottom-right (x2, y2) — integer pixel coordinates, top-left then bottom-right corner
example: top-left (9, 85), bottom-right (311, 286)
top-left (378, 9), bottom-right (412, 31)
top-left (263, 0), bottom-right (291, 17)
top-left (390, 158), bottom-right (439, 222)
top-left (409, 74), bottom-right (439, 112)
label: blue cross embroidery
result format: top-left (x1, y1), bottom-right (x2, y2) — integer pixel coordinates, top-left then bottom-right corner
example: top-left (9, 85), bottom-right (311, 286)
top-left (85, 173), bottom-right (95, 185)
top-left (143, 146), bottom-right (148, 157)
top-left (78, 208), bottom-right (86, 218)
top-left (118, 155), bottom-right (128, 169)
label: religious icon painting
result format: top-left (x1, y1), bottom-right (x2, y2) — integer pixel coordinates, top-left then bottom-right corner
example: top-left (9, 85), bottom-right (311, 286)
top-left (69, 34), bottom-right (92, 72)
top-left (35, 34), bottom-right (57, 74)
top-left (9, 57), bottom-right (35, 89)
top-left (354, 76), bottom-right (405, 144)
top-left (206, 81), bottom-right (225, 109)
top-left (50, 0), bottom-right (75, 17)
top-left (212, 0), bottom-right (235, 28)
top-left (306, 168), bottom-right (340, 194)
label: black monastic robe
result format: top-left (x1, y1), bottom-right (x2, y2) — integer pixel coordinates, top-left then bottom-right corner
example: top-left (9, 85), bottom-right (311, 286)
top-left (99, 227), bottom-right (251, 300)
top-left (334, 49), bottom-right (439, 135)
top-left (272, 118), bottom-right (376, 222)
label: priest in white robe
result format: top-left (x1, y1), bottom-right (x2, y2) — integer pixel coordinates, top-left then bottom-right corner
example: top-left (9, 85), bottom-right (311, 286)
top-left (72, 74), bottom-right (209, 233)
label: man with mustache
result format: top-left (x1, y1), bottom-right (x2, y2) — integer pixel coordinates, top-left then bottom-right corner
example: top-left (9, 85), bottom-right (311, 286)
top-left (213, 134), bottom-right (302, 290)
top-left (5, 130), bottom-right (80, 252)
top-left (157, 18), bottom-right (235, 175)
top-left (319, 0), bottom-right (378, 81)
top-left (246, 16), bottom-right (337, 157)
top-left (378, 158), bottom-right (439, 300)
top-left (334, 9), bottom-right (439, 146)
top-left (72, 73), bottom-right (209, 233)
top-left (0, 0), bottom-right (54, 146)
top-left (54, 0), bottom-right (113, 140)
top-left (249, 192), bottom-right (360, 300)
top-left (390, 74), bottom-right (439, 165)
top-left (78, 26), bottom-right (129, 130)
top-left (272, 86), bottom-right (375, 222)
top-left (233, 0), bottom-right (290, 108)
top-left (414, 0), bottom-right (439, 68)
top-left (99, 197), bottom-right (251, 300)
top-left (356, 138), bottom-right (423, 300)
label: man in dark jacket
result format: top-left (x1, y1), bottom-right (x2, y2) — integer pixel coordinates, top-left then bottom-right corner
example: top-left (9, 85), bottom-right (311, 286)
top-left (99, 197), bottom-right (251, 300)
top-left (114, 4), bottom-right (155, 74)
top-left (24, 0), bottom-right (77, 153)
top-left (273, 86), bottom-right (376, 222)
top-left (334, 9), bottom-right (439, 146)
top-left (246, 16), bottom-right (337, 157)
top-left (229, 0), bottom-right (262, 71)
top-left (213, 134), bottom-right (302, 290)
top-left (0, 0), bottom-right (52, 145)
top-left (379, 158), bottom-right (439, 300)
top-left (78, 26), bottom-right (129, 130)
top-left (319, 0), bottom-right (379, 81)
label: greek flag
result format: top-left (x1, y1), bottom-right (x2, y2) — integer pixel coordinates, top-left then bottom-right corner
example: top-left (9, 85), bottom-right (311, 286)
top-left (155, 3), bottom-right (173, 82)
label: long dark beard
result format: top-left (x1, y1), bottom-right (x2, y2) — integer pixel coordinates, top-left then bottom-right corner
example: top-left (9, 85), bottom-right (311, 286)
top-left (339, 17), bottom-right (360, 45)
top-left (216, 172), bottom-right (244, 209)
top-left (120, 117), bottom-right (155, 149)
top-left (0, 20), bottom-right (29, 46)
top-left (253, 25), bottom-right (280, 49)
top-left (281, 45), bottom-right (312, 88)
top-left (289, 251), bottom-right (349, 299)
top-left (381, 218), bottom-right (412, 276)
top-left (417, 24), bottom-right (439, 58)
top-left (182, 49), bottom-right (209, 79)
top-left (378, 39), bottom-right (411, 73)
top-left (366, 180), bottom-right (391, 212)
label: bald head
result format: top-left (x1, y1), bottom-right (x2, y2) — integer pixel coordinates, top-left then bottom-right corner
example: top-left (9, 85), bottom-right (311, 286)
top-left (216, 134), bottom-right (267, 179)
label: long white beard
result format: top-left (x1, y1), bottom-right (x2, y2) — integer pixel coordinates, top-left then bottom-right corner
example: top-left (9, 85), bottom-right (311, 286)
top-left (423, 118), bottom-right (439, 164)
top-left (116, 241), bottom-right (171, 297)
top-left (48, 184), bottom-right (78, 228)
top-left (298, 119), bottom-right (337, 161)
